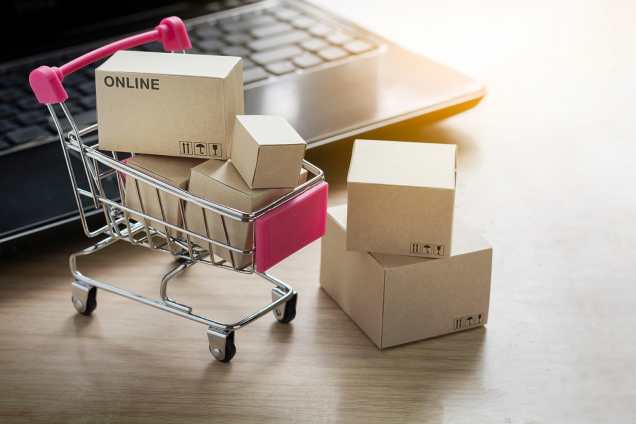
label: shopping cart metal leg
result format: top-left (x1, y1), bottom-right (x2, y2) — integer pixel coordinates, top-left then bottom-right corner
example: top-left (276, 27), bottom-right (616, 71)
top-left (71, 280), bottom-right (97, 315)
top-left (272, 287), bottom-right (297, 324)
top-left (207, 327), bottom-right (236, 362)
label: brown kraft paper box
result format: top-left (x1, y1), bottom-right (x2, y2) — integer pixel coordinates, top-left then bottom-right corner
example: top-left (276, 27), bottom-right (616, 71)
top-left (184, 159), bottom-right (305, 269)
top-left (96, 51), bottom-right (243, 160)
top-left (347, 140), bottom-right (457, 259)
top-left (125, 155), bottom-right (207, 237)
top-left (321, 204), bottom-right (492, 349)
top-left (229, 115), bottom-right (307, 189)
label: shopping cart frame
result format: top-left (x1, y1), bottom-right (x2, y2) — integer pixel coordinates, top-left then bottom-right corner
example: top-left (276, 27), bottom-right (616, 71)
top-left (29, 17), bottom-right (327, 362)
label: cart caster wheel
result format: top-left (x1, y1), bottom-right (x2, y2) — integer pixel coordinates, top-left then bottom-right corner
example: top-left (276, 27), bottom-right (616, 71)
top-left (72, 287), bottom-right (97, 316)
top-left (274, 293), bottom-right (297, 324)
top-left (208, 329), bottom-right (236, 363)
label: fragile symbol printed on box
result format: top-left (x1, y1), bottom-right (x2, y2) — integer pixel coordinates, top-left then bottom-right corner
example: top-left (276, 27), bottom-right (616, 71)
top-left (179, 141), bottom-right (193, 155)
top-left (209, 143), bottom-right (222, 157)
top-left (453, 313), bottom-right (485, 330)
top-left (434, 245), bottom-right (444, 256)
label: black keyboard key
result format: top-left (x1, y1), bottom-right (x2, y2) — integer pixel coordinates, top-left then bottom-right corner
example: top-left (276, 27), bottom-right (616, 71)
top-left (317, 46), bottom-right (348, 61)
top-left (78, 81), bottom-right (95, 95)
top-left (251, 45), bottom-right (303, 65)
top-left (248, 31), bottom-right (310, 51)
top-left (193, 24), bottom-right (223, 39)
top-left (251, 22), bottom-right (293, 38)
top-left (79, 95), bottom-right (96, 110)
top-left (16, 97), bottom-right (40, 111)
top-left (220, 46), bottom-right (251, 57)
top-left (292, 53), bottom-right (323, 68)
top-left (16, 110), bottom-right (48, 126)
top-left (63, 72), bottom-right (88, 86)
top-left (243, 67), bottom-right (269, 84)
top-left (0, 74), bottom-right (26, 88)
top-left (143, 42), bottom-right (165, 52)
top-left (47, 109), bottom-right (96, 132)
top-left (224, 32), bottom-right (252, 44)
top-left (6, 125), bottom-right (50, 145)
top-left (0, 103), bottom-right (18, 119)
top-left (63, 101), bottom-right (84, 115)
top-left (0, 87), bottom-right (25, 102)
top-left (219, 15), bottom-right (276, 32)
top-left (265, 61), bottom-right (296, 75)
top-left (196, 39), bottom-right (226, 52)
top-left (0, 137), bottom-right (10, 150)
top-left (0, 119), bottom-right (15, 133)
top-left (82, 67), bottom-right (97, 79)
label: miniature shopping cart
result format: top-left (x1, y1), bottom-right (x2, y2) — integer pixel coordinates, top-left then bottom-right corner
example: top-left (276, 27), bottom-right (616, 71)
top-left (29, 17), bottom-right (328, 363)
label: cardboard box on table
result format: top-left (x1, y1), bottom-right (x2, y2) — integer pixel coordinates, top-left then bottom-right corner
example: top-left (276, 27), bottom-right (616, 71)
top-left (229, 115), bottom-right (306, 189)
top-left (184, 159), bottom-right (306, 269)
top-left (347, 140), bottom-right (457, 259)
top-left (321, 204), bottom-right (492, 349)
top-left (96, 51), bottom-right (243, 160)
top-left (124, 155), bottom-right (206, 236)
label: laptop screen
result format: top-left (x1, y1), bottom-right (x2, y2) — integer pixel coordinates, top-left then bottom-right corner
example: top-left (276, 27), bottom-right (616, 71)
top-left (2, 1), bottom-right (211, 64)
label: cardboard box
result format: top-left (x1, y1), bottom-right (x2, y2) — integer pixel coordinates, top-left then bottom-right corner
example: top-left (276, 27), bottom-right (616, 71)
top-left (229, 115), bottom-right (306, 189)
top-left (347, 140), bottom-right (457, 259)
top-left (125, 154), bottom-right (206, 236)
top-left (184, 159), bottom-right (304, 269)
top-left (96, 51), bottom-right (243, 160)
top-left (321, 204), bottom-right (492, 349)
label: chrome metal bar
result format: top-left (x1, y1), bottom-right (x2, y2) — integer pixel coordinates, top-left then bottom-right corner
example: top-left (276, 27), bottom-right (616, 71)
top-left (70, 237), bottom-right (296, 331)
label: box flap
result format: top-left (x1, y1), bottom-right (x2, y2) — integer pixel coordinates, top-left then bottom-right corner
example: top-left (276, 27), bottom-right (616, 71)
top-left (348, 140), bottom-right (457, 190)
top-left (126, 154), bottom-right (206, 186)
top-left (98, 51), bottom-right (241, 79)
top-left (236, 115), bottom-right (306, 146)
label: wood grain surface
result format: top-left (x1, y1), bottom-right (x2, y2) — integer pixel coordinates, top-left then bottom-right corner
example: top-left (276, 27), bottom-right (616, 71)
top-left (1, 0), bottom-right (636, 422)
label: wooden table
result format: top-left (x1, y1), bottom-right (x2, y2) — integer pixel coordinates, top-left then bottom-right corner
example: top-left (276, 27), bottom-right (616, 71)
top-left (2, 1), bottom-right (635, 422)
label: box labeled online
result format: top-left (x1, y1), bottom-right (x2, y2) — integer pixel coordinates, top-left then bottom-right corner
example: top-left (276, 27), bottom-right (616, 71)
top-left (96, 51), bottom-right (243, 160)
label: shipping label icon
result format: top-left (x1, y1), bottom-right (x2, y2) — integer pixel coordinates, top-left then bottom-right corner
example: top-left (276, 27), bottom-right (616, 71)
top-left (179, 141), bottom-right (193, 155)
top-left (194, 143), bottom-right (208, 156)
top-left (209, 143), bottom-right (222, 157)
top-left (410, 243), bottom-right (421, 254)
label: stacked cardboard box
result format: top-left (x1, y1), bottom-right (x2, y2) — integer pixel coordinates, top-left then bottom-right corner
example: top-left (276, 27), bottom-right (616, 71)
top-left (96, 51), bottom-right (310, 269)
top-left (319, 140), bottom-right (493, 348)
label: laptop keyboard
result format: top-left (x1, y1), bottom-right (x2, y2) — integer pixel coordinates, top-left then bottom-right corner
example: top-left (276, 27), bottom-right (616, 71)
top-left (0, 3), bottom-right (378, 156)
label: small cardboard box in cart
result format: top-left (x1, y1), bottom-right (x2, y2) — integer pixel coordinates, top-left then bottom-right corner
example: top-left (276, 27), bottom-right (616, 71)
top-left (184, 159), bottom-right (307, 269)
top-left (124, 155), bottom-right (206, 236)
top-left (96, 51), bottom-right (243, 160)
top-left (321, 205), bottom-right (492, 349)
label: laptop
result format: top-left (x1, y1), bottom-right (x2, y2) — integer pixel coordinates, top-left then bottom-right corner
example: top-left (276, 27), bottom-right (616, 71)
top-left (0, 0), bottom-right (484, 254)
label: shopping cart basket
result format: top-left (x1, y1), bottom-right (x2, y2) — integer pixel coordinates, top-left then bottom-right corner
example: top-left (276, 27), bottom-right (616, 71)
top-left (29, 17), bottom-right (328, 363)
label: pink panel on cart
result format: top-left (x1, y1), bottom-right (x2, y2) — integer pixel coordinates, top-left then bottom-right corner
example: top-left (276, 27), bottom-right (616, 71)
top-left (30, 66), bottom-right (67, 104)
top-left (156, 17), bottom-right (192, 51)
top-left (255, 182), bottom-right (328, 273)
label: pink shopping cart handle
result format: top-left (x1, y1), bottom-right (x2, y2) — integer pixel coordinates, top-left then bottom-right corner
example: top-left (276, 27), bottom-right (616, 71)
top-left (29, 16), bottom-right (191, 105)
